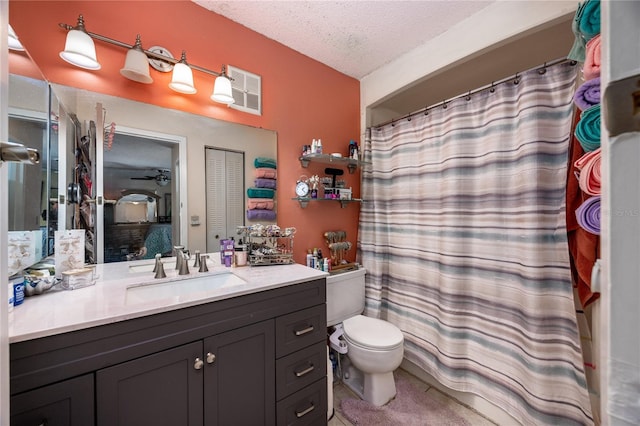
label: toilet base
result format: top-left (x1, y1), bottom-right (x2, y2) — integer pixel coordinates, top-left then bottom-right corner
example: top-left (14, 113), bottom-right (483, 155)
top-left (341, 356), bottom-right (397, 407)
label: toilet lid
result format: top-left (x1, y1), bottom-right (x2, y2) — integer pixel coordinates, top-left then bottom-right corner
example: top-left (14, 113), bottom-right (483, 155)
top-left (343, 315), bottom-right (404, 350)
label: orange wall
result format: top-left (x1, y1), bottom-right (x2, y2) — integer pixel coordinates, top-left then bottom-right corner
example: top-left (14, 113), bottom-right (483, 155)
top-left (9, 0), bottom-right (361, 265)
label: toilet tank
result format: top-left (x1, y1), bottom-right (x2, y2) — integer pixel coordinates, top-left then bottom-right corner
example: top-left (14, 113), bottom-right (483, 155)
top-left (326, 267), bottom-right (366, 326)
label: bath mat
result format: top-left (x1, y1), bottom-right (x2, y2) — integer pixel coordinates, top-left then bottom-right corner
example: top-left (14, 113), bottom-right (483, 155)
top-left (340, 375), bottom-right (472, 426)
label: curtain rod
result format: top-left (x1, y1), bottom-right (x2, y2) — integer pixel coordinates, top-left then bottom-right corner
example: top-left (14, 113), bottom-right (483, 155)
top-left (371, 57), bottom-right (577, 130)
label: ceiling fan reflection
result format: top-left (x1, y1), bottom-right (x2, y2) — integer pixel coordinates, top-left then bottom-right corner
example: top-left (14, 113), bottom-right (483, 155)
top-left (130, 169), bottom-right (171, 186)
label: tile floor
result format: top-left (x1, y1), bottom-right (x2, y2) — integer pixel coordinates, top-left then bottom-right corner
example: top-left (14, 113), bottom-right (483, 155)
top-left (328, 368), bottom-right (497, 426)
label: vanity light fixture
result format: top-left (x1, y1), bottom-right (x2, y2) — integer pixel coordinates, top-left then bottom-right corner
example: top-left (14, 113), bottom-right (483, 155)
top-left (59, 15), bottom-right (101, 70)
top-left (58, 14), bottom-right (234, 104)
top-left (120, 35), bottom-right (153, 84)
top-left (8, 25), bottom-right (25, 51)
top-left (169, 51), bottom-right (197, 94)
top-left (211, 65), bottom-right (234, 104)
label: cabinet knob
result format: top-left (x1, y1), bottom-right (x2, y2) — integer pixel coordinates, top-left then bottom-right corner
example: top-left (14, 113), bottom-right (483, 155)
top-left (194, 357), bottom-right (204, 370)
top-left (206, 352), bottom-right (216, 364)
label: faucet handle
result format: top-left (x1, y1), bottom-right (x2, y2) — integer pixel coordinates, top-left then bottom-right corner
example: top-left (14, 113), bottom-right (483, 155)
top-left (199, 255), bottom-right (209, 272)
top-left (154, 255), bottom-right (167, 279)
top-left (178, 251), bottom-right (190, 275)
top-left (193, 250), bottom-right (201, 268)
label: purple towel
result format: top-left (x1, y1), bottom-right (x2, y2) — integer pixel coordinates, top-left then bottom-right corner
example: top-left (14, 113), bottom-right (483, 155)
top-left (574, 77), bottom-right (600, 111)
top-left (254, 178), bottom-right (277, 189)
top-left (576, 196), bottom-right (600, 235)
top-left (246, 209), bottom-right (276, 221)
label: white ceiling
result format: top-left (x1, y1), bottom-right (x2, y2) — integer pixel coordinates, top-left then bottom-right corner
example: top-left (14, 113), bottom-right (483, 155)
top-left (193, 0), bottom-right (494, 79)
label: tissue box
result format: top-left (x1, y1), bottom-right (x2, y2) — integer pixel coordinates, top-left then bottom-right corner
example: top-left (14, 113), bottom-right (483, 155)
top-left (60, 267), bottom-right (96, 290)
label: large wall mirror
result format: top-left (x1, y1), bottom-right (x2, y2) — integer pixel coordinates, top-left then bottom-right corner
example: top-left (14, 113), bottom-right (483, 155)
top-left (8, 34), bottom-right (277, 267)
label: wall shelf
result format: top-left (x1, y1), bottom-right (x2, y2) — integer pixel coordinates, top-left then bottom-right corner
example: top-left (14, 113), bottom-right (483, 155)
top-left (298, 154), bottom-right (369, 174)
top-left (292, 197), bottom-right (363, 209)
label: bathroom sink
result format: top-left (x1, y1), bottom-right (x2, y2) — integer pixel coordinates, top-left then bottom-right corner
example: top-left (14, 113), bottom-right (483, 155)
top-left (125, 272), bottom-right (246, 305)
top-left (128, 260), bottom-right (176, 273)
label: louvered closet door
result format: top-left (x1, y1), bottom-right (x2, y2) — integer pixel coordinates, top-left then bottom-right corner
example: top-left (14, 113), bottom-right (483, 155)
top-left (205, 148), bottom-right (245, 252)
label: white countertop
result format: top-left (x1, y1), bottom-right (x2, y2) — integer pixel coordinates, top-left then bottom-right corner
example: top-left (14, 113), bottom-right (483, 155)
top-left (9, 256), bottom-right (328, 343)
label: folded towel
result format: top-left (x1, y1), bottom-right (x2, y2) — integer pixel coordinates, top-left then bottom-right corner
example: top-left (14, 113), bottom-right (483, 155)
top-left (576, 196), bottom-right (600, 235)
top-left (578, 0), bottom-right (601, 42)
top-left (254, 157), bottom-right (277, 169)
top-left (583, 34), bottom-right (601, 81)
top-left (567, 4), bottom-right (587, 62)
top-left (574, 148), bottom-right (601, 196)
top-left (575, 104), bottom-right (601, 152)
top-left (247, 209), bottom-right (276, 221)
top-left (574, 77), bottom-right (600, 111)
top-left (254, 178), bottom-right (277, 189)
top-left (254, 168), bottom-right (277, 179)
top-left (247, 187), bottom-right (275, 199)
top-left (247, 198), bottom-right (275, 210)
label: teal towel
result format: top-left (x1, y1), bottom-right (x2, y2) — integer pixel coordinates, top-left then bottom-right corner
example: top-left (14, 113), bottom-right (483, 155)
top-left (254, 157), bottom-right (277, 169)
top-left (247, 187), bottom-right (275, 199)
top-left (579, 0), bottom-right (600, 41)
top-left (567, 0), bottom-right (600, 62)
top-left (575, 104), bottom-right (601, 152)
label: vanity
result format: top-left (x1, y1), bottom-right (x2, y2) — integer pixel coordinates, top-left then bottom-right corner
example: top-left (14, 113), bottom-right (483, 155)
top-left (8, 260), bottom-right (328, 426)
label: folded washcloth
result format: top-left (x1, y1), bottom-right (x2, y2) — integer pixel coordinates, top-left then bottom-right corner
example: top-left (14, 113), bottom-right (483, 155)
top-left (247, 209), bottom-right (276, 221)
top-left (583, 34), bottom-right (601, 81)
top-left (576, 196), bottom-right (600, 235)
top-left (247, 198), bottom-right (275, 210)
top-left (254, 167), bottom-right (277, 179)
top-left (578, 0), bottom-right (601, 42)
top-left (567, 0), bottom-right (600, 62)
top-left (254, 178), bottom-right (277, 189)
top-left (247, 187), bottom-right (275, 199)
top-left (574, 77), bottom-right (600, 110)
top-left (575, 104), bottom-right (601, 152)
top-left (574, 148), bottom-right (601, 196)
top-left (254, 157), bottom-right (277, 169)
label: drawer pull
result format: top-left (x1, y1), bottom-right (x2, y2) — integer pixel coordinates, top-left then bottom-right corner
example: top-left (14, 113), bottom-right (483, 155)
top-left (294, 364), bottom-right (315, 377)
top-left (295, 403), bottom-right (315, 418)
top-left (294, 325), bottom-right (314, 336)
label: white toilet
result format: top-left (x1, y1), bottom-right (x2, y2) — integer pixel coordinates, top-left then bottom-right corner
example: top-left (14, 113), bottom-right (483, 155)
top-left (327, 268), bottom-right (404, 406)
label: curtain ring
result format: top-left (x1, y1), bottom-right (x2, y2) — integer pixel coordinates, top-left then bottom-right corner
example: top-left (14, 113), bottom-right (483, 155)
top-left (513, 73), bottom-right (520, 85)
top-left (424, 105), bottom-right (429, 115)
top-left (442, 100), bottom-right (447, 109)
top-left (538, 62), bottom-right (547, 75)
top-left (489, 82), bottom-right (495, 93)
top-left (465, 91), bottom-right (471, 101)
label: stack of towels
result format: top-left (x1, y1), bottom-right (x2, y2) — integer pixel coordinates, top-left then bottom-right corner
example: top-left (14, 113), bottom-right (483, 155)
top-left (247, 157), bottom-right (277, 221)
top-left (570, 0), bottom-right (601, 236)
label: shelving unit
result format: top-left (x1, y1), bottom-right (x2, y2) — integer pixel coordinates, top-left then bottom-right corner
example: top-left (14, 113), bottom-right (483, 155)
top-left (298, 153), bottom-right (369, 174)
top-left (292, 197), bottom-right (364, 208)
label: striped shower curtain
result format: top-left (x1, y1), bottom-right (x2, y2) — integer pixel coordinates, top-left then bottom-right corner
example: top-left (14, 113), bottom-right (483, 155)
top-left (359, 62), bottom-right (593, 425)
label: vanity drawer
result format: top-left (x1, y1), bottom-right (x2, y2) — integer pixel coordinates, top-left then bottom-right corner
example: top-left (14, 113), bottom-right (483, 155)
top-left (276, 341), bottom-right (326, 400)
top-left (276, 377), bottom-right (327, 426)
top-left (275, 304), bottom-right (326, 358)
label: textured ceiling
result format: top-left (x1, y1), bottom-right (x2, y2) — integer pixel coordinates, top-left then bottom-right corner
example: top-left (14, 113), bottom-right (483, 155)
top-left (193, 0), bottom-right (494, 79)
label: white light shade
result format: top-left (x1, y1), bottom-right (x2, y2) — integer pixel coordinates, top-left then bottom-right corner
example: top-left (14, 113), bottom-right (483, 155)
top-left (169, 62), bottom-right (196, 94)
top-left (120, 48), bottom-right (153, 84)
top-left (59, 29), bottom-right (101, 70)
top-left (211, 75), bottom-right (234, 104)
top-left (8, 25), bottom-right (25, 51)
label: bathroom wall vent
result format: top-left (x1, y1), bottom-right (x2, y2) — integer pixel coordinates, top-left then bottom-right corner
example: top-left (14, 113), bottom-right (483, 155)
top-left (227, 66), bottom-right (262, 116)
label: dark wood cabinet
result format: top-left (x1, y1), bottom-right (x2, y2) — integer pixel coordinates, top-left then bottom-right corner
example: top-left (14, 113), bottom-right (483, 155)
top-left (10, 374), bottom-right (95, 426)
top-left (10, 278), bottom-right (326, 426)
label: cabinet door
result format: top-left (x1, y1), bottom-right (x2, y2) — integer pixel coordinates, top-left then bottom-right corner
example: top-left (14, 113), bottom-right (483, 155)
top-left (96, 341), bottom-right (203, 426)
top-left (204, 320), bottom-right (275, 426)
top-left (11, 374), bottom-right (95, 426)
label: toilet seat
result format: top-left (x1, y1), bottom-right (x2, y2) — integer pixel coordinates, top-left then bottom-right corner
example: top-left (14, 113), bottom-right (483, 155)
top-left (343, 315), bottom-right (404, 350)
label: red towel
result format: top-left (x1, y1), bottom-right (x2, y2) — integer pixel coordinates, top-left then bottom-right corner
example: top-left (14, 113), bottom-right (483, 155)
top-left (566, 109), bottom-right (600, 308)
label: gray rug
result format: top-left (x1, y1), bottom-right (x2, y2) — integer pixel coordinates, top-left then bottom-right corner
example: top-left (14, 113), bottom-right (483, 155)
top-left (340, 375), bottom-right (472, 426)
